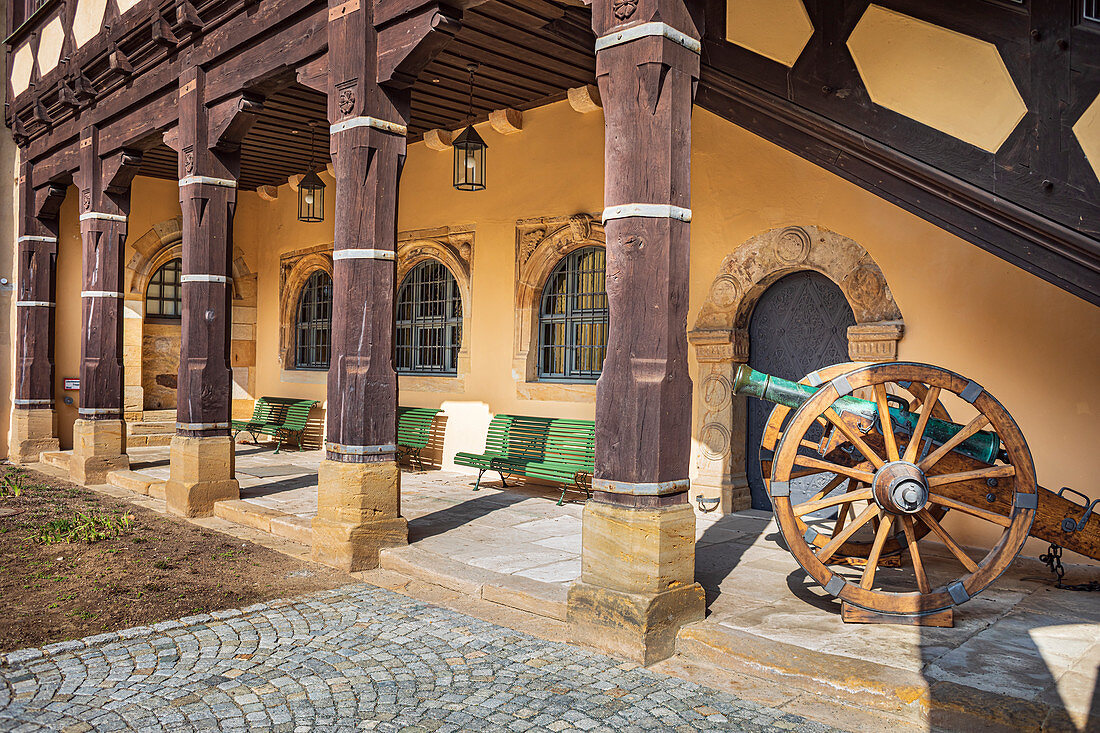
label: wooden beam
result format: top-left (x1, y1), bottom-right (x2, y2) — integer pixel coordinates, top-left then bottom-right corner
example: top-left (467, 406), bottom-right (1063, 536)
top-left (376, 2), bottom-right (462, 89)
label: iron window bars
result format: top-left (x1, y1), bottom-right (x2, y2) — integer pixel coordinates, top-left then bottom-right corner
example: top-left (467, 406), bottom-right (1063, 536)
top-left (396, 260), bottom-right (462, 375)
top-left (145, 258), bottom-right (182, 318)
top-left (538, 246), bottom-right (608, 382)
top-left (295, 270), bottom-right (333, 370)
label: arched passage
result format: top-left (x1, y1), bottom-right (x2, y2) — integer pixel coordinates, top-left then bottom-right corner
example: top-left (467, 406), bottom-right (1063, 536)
top-left (688, 225), bottom-right (904, 513)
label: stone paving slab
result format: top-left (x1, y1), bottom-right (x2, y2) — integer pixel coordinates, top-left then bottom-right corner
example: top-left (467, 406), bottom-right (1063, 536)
top-left (0, 584), bottom-right (835, 733)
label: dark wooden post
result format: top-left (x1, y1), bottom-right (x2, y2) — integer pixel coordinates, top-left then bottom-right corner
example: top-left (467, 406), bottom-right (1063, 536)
top-left (311, 0), bottom-right (459, 571)
top-left (566, 0), bottom-right (704, 664)
top-left (164, 67), bottom-right (258, 516)
top-left (69, 126), bottom-right (142, 484)
top-left (11, 162), bottom-right (63, 463)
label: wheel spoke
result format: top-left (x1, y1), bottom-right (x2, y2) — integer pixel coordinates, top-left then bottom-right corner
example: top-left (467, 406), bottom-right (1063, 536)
top-left (902, 385), bottom-right (941, 464)
top-left (803, 473), bottom-right (850, 505)
top-left (901, 515), bottom-right (931, 593)
top-left (860, 514), bottom-right (894, 589)
top-left (918, 509), bottom-right (979, 572)
top-left (817, 504), bottom-right (879, 563)
top-left (823, 409), bottom-right (885, 469)
top-left (926, 464), bottom-right (1015, 487)
top-left (918, 414), bottom-right (991, 472)
top-left (794, 455), bottom-right (875, 484)
top-left (833, 486), bottom-right (855, 536)
top-left (873, 384), bottom-right (900, 462)
top-left (927, 494), bottom-right (1012, 528)
top-left (793, 488), bottom-right (873, 517)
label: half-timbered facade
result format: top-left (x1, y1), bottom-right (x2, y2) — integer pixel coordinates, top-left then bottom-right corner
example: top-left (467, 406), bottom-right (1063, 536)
top-left (3, 0), bottom-right (1099, 661)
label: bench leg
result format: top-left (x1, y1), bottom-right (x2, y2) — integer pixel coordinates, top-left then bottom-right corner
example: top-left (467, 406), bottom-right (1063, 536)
top-left (473, 468), bottom-right (485, 491)
top-left (498, 472), bottom-right (509, 488)
top-left (414, 449), bottom-right (424, 472)
top-left (557, 484), bottom-right (567, 507)
top-left (273, 436), bottom-right (283, 454)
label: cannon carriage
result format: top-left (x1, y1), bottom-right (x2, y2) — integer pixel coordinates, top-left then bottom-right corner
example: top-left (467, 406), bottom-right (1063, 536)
top-left (733, 360), bottom-right (1100, 627)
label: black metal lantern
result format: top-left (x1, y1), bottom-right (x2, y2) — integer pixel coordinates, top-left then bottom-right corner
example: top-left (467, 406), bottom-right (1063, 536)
top-left (298, 122), bottom-right (326, 222)
top-left (453, 63), bottom-right (487, 191)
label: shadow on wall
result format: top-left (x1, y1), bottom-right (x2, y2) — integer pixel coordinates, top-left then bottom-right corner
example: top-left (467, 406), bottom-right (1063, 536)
top-left (300, 405), bottom-right (326, 451)
top-left (412, 413), bottom-right (449, 471)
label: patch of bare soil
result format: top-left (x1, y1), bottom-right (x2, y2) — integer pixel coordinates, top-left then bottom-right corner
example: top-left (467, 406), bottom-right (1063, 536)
top-left (0, 465), bottom-right (351, 654)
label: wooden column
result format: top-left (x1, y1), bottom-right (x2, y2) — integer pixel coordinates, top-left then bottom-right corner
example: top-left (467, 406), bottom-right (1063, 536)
top-left (311, 0), bottom-right (459, 571)
top-left (69, 127), bottom-right (142, 484)
top-left (11, 163), bottom-right (63, 463)
top-left (165, 68), bottom-right (260, 516)
top-left (566, 0), bottom-right (704, 664)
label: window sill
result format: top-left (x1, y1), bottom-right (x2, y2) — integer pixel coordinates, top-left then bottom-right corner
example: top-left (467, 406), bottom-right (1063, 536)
top-left (399, 374), bottom-right (465, 394)
top-left (516, 380), bottom-right (596, 403)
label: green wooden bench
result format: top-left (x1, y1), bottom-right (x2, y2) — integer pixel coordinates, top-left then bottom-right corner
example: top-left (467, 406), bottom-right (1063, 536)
top-left (397, 407), bottom-right (442, 471)
top-left (454, 414), bottom-right (595, 505)
top-left (231, 397), bottom-right (318, 453)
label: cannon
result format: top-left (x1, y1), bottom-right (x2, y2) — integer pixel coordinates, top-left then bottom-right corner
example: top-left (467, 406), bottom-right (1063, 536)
top-left (733, 361), bottom-right (1100, 626)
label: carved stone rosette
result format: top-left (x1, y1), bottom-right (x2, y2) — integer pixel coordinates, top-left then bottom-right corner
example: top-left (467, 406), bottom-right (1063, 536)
top-left (689, 225), bottom-right (905, 513)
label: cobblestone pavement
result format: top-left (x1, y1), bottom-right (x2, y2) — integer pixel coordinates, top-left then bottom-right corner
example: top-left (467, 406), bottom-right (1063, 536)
top-left (0, 584), bottom-right (834, 733)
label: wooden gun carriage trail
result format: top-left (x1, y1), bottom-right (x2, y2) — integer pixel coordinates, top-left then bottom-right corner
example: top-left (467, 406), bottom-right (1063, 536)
top-left (732, 360), bottom-right (1100, 627)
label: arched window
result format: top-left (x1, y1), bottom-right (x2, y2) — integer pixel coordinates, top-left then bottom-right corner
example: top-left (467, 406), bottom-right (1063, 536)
top-left (396, 260), bottom-right (462, 375)
top-left (538, 246), bottom-right (608, 381)
top-left (146, 258), bottom-right (182, 318)
top-left (295, 270), bottom-right (332, 370)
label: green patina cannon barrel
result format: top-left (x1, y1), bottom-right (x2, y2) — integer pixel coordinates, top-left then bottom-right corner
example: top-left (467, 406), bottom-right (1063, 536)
top-left (732, 365), bottom-right (1003, 465)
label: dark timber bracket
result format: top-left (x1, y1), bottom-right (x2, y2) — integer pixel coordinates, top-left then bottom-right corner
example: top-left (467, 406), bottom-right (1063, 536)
top-left (33, 183), bottom-right (66, 220)
top-left (209, 93), bottom-right (265, 153)
top-left (103, 150), bottom-right (144, 195)
top-left (375, 2), bottom-right (462, 89)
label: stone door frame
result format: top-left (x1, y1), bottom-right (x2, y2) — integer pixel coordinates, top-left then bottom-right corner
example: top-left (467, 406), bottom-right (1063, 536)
top-left (688, 225), bottom-right (904, 513)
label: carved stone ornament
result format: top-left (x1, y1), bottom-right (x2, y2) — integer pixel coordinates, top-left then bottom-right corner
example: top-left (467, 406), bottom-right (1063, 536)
top-left (338, 88), bottom-right (355, 116)
top-left (612, 0), bottom-right (637, 20)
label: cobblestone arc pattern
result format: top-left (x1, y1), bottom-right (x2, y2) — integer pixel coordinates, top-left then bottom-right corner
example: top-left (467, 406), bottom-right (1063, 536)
top-left (0, 584), bottom-right (834, 732)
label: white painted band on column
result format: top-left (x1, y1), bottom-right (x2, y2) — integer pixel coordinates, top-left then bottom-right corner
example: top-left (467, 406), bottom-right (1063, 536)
top-left (326, 442), bottom-right (398, 456)
top-left (601, 204), bottom-right (692, 223)
top-left (14, 399), bottom-right (53, 406)
top-left (594, 22), bottom-right (701, 54)
top-left (81, 290), bottom-right (124, 298)
top-left (181, 274), bottom-right (231, 283)
top-left (79, 212), bottom-right (128, 222)
top-left (17, 235), bottom-right (58, 243)
top-left (330, 116), bottom-right (408, 136)
top-left (178, 176), bottom-right (238, 188)
top-left (79, 407), bottom-right (120, 416)
top-left (16, 301), bottom-right (55, 307)
top-left (332, 249), bottom-right (396, 261)
top-left (591, 478), bottom-right (690, 496)
top-left (176, 421), bottom-right (230, 430)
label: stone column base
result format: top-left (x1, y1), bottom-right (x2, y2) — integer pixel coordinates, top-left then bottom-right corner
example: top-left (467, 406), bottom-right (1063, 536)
top-left (10, 408), bottom-right (59, 464)
top-left (567, 581), bottom-right (705, 665)
top-left (567, 500), bottom-right (705, 664)
top-left (165, 435), bottom-right (239, 517)
top-left (312, 459), bottom-right (407, 571)
top-left (70, 419), bottom-right (129, 485)
top-left (692, 471), bottom-right (750, 515)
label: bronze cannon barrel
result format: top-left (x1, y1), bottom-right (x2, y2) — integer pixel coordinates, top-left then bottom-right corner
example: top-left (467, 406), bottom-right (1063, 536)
top-left (732, 364), bottom-right (1003, 464)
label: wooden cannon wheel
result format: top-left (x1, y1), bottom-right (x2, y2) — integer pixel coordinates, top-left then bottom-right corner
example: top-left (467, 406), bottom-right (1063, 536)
top-left (769, 362), bottom-right (1037, 616)
top-left (760, 362), bottom-right (949, 559)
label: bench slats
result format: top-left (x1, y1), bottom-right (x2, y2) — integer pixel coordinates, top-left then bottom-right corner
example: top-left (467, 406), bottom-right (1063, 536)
top-left (396, 407), bottom-right (441, 470)
top-left (231, 397), bottom-right (318, 453)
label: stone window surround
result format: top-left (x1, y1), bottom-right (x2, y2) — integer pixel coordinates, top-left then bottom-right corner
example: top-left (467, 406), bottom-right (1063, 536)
top-left (688, 225), bottom-right (905, 514)
top-left (278, 227), bottom-right (474, 394)
top-left (513, 214), bottom-right (604, 403)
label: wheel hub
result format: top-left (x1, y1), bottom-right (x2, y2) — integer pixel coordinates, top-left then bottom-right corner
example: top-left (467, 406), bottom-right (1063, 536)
top-left (872, 461), bottom-right (929, 515)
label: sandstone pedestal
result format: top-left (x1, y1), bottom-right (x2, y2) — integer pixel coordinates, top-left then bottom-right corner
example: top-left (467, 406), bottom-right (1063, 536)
top-left (10, 408), bottom-right (60, 464)
top-left (165, 435), bottom-right (239, 517)
top-left (69, 419), bottom-right (129, 485)
top-left (312, 459), bottom-right (408, 571)
top-left (567, 500), bottom-right (705, 665)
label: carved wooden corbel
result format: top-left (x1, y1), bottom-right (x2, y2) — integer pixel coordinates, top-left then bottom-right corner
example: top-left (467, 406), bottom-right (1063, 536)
top-left (104, 150), bottom-right (144, 195)
top-left (296, 56), bottom-right (328, 94)
top-left (32, 96), bottom-right (51, 125)
top-left (175, 0), bottom-right (204, 34)
top-left (108, 45), bottom-right (133, 77)
top-left (73, 70), bottom-right (98, 102)
top-left (58, 81), bottom-right (80, 110)
top-left (376, 3), bottom-right (462, 89)
top-left (34, 183), bottom-right (67, 220)
top-left (209, 93), bottom-right (265, 152)
top-left (152, 13), bottom-right (179, 48)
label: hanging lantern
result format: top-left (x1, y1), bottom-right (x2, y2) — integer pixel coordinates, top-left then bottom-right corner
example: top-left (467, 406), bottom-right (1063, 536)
top-left (453, 63), bottom-right (487, 191)
top-left (298, 121), bottom-right (326, 222)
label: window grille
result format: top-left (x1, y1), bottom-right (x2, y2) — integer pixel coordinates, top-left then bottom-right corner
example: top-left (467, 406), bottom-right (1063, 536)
top-left (295, 270), bottom-right (332, 370)
top-left (396, 260), bottom-right (462, 375)
top-left (537, 246), bottom-right (608, 382)
top-left (145, 258), bottom-right (182, 318)
top-left (1085, 0), bottom-right (1100, 22)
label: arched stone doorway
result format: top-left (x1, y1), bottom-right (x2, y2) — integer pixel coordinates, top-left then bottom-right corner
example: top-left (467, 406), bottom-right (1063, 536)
top-left (689, 225), bottom-right (904, 513)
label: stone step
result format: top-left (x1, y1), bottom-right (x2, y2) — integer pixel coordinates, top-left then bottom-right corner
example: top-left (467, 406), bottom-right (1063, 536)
top-left (106, 469), bottom-right (166, 499)
top-left (39, 450), bottom-right (72, 471)
top-left (212, 500), bottom-right (313, 545)
top-left (127, 434), bottom-right (173, 448)
top-left (128, 421), bottom-right (175, 435)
